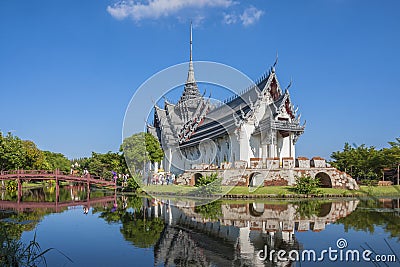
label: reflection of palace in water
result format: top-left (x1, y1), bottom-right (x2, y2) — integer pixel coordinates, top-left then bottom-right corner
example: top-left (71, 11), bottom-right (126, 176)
top-left (144, 199), bottom-right (359, 266)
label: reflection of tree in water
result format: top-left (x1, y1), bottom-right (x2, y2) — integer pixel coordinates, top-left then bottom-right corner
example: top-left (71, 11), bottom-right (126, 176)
top-left (336, 198), bottom-right (400, 240)
top-left (0, 209), bottom-right (49, 240)
top-left (92, 195), bottom-right (166, 248)
top-left (194, 200), bottom-right (222, 220)
top-left (17, 186), bottom-right (89, 202)
top-left (121, 215), bottom-right (165, 248)
top-left (294, 200), bottom-right (332, 219)
top-left (1, 190), bottom-right (18, 201)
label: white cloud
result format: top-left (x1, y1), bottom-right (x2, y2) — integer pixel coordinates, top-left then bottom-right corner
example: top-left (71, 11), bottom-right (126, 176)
top-left (239, 6), bottom-right (264, 26)
top-left (192, 14), bottom-right (205, 27)
top-left (107, 0), bottom-right (235, 21)
top-left (222, 6), bottom-right (264, 26)
top-left (223, 12), bottom-right (237, 25)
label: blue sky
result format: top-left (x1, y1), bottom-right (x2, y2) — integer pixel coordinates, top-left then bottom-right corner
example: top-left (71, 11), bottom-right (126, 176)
top-left (0, 0), bottom-right (399, 159)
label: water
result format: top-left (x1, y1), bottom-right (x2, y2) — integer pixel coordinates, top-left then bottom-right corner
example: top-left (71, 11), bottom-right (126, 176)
top-left (1, 186), bottom-right (399, 266)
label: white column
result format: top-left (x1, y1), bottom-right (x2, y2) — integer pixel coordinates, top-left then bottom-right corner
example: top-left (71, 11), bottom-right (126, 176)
top-left (164, 148), bottom-right (172, 172)
top-left (239, 128), bottom-right (249, 164)
top-left (291, 134), bottom-right (296, 158)
top-left (268, 130), bottom-right (277, 158)
top-left (268, 144), bottom-right (275, 158)
top-left (261, 143), bottom-right (268, 168)
top-left (154, 162), bottom-right (159, 173)
top-left (154, 204), bottom-right (158, 218)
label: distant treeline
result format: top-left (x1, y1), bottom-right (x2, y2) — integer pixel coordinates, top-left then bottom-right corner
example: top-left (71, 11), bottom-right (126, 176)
top-left (0, 131), bottom-right (163, 182)
top-left (330, 138), bottom-right (400, 181)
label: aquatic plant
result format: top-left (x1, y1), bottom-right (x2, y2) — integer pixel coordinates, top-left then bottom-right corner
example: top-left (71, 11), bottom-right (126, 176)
top-left (0, 226), bottom-right (72, 267)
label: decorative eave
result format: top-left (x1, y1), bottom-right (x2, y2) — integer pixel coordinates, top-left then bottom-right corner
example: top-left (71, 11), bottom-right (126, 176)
top-left (164, 99), bottom-right (175, 107)
top-left (274, 90), bottom-right (296, 120)
top-left (154, 104), bottom-right (165, 111)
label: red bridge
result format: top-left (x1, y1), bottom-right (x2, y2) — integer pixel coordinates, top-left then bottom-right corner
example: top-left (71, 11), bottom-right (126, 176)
top-left (0, 169), bottom-right (116, 202)
top-left (0, 195), bottom-right (116, 212)
top-left (0, 169), bottom-right (116, 188)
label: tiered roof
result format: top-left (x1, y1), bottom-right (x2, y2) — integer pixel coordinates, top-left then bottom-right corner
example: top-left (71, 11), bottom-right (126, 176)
top-left (148, 27), bottom-right (305, 149)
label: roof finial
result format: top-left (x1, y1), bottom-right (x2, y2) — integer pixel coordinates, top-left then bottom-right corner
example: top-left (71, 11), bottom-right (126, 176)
top-left (190, 21), bottom-right (193, 62)
top-left (186, 21), bottom-right (196, 84)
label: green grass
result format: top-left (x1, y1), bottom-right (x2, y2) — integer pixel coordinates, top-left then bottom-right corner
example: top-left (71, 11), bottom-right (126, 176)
top-left (142, 185), bottom-right (195, 194)
top-left (140, 184), bottom-right (400, 198)
top-left (358, 185), bottom-right (400, 196)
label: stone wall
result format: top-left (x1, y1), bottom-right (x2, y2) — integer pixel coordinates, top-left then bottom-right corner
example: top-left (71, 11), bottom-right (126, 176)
top-left (311, 157), bottom-right (326, 168)
top-left (176, 157), bottom-right (359, 190)
top-left (296, 157), bottom-right (310, 168)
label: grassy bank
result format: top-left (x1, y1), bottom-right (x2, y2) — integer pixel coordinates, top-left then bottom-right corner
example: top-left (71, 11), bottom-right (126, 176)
top-left (141, 185), bottom-right (400, 198)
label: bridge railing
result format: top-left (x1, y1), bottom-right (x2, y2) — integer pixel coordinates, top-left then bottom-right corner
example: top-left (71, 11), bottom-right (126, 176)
top-left (0, 169), bottom-right (56, 175)
top-left (0, 169), bottom-right (115, 183)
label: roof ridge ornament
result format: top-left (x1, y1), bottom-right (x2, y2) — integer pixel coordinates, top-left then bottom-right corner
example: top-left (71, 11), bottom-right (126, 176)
top-left (286, 78), bottom-right (292, 91)
top-left (271, 52), bottom-right (278, 73)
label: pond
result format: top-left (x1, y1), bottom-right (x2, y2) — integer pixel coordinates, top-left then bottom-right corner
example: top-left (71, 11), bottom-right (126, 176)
top-left (1, 186), bottom-right (399, 266)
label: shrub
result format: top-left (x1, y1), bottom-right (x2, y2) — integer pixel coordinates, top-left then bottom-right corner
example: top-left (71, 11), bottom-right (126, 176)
top-left (292, 175), bottom-right (320, 195)
top-left (193, 173), bottom-right (222, 196)
top-left (125, 174), bottom-right (141, 192)
top-left (195, 173), bottom-right (219, 186)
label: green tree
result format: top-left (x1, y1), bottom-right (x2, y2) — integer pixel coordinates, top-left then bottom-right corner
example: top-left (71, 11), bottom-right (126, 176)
top-left (121, 132), bottom-right (164, 173)
top-left (0, 132), bottom-right (50, 170)
top-left (83, 152), bottom-right (125, 179)
top-left (331, 143), bottom-right (387, 180)
top-left (382, 138), bottom-right (400, 169)
top-left (121, 133), bottom-right (149, 173)
top-left (0, 132), bottom-right (26, 170)
top-left (22, 140), bottom-right (48, 170)
top-left (43, 151), bottom-right (71, 172)
top-left (144, 133), bottom-right (164, 164)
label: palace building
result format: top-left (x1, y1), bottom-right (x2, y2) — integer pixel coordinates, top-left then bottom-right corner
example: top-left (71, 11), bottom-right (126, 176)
top-left (148, 25), bottom-right (305, 174)
top-left (147, 25), bottom-right (359, 190)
